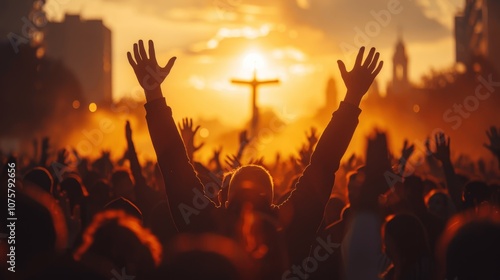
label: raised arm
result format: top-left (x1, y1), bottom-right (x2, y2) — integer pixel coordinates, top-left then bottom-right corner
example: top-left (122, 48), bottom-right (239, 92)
top-left (281, 47), bottom-right (383, 263)
top-left (125, 120), bottom-right (147, 188)
top-left (235, 130), bottom-right (250, 161)
top-left (127, 40), bottom-right (213, 232)
top-left (285, 46), bottom-right (383, 207)
top-left (398, 139), bottom-right (415, 176)
top-left (432, 132), bottom-right (461, 209)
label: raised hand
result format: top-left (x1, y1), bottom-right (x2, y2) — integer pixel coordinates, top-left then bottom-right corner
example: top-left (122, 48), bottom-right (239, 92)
top-left (239, 130), bottom-right (250, 150)
top-left (225, 154), bottom-right (241, 170)
top-left (401, 139), bottom-right (415, 161)
top-left (127, 40), bottom-right (176, 101)
top-left (124, 120), bottom-right (134, 160)
top-left (249, 157), bottom-right (264, 166)
top-left (432, 132), bottom-right (451, 163)
top-left (57, 148), bottom-right (69, 166)
top-left (337, 47), bottom-right (383, 106)
top-left (484, 126), bottom-right (500, 159)
top-left (425, 137), bottom-right (433, 157)
top-left (125, 120), bottom-right (133, 142)
top-left (306, 127), bottom-right (318, 149)
top-left (236, 130), bottom-right (250, 160)
top-left (210, 146), bottom-right (223, 173)
top-left (211, 146), bottom-right (222, 163)
top-left (398, 139), bottom-right (415, 176)
top-left (178, 118), bottom-right (205, 161)
top-left (298, 144), bottom-right (311, 168)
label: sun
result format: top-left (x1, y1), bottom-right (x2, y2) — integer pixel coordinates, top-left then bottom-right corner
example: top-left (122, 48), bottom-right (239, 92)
top-left (242, 52), bottom-right (266, 72)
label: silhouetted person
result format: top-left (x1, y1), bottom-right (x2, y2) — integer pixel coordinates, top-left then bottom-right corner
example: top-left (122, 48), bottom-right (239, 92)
top-left (104, 197), bottom-right (143, 222)
top-left (15, 185), bottom-right (68, 279)
top-left (382, 214), bottom-right (432, 280)
top-left (24, 166), bottom-right (53, 194)
top-left (127, 40), bottom-right (383, 270)
top-left (462, 180), bottom-right (491, 209)
top-left (438, 205), bottom-right (500, 280)
top-left (73, 210), bottom-right (162, 280)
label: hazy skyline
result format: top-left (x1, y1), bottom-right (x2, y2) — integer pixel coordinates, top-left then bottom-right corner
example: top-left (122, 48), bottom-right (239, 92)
top-left (40, 0), bottom-right (464, 129)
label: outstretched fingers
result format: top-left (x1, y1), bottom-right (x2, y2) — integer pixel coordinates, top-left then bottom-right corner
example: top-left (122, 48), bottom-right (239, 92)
top-left (133, 43), bottom-right (141, 64)
top-left (367, 52), bottom-right (380, 72)
top-left (337, 60), bottom-right (348, 79)
top-left (372, 60), bottom-right (384, 77)
top-left (148, 40), bottom-right (156, 63)
top-left (354, 46), bottom-right (365, 67)
top-left (127, 52), bottom-right (137, 69)
top-left (163, 57), bottom-right (177, 74)
top-left (362, 47), bottom-right (375, 68)
top-left (139, 40), bottom-right (148, 61)
top-left (193, 125), bottom-right (201, 134)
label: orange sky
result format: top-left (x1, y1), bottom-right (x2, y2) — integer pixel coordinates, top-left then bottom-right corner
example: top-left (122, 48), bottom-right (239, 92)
top-left (38, 0), bottom-right (498, 165)
top-left (44, 0), bottom-right (464, 128)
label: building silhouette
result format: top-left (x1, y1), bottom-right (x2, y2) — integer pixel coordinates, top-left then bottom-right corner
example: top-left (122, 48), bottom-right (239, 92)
top-left (455, 0), bottom-right (500, 77)
top-left (44, 14), bottom-right (112, 107)
top-left (387, 35), bottom-right (411, 95)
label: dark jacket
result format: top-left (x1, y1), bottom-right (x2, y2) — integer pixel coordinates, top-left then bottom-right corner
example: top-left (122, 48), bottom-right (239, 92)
top-left (144, 97), bottom-right (361, 266)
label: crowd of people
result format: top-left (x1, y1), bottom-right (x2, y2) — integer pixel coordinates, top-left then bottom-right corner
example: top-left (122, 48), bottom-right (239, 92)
top-left (1, 40), bottom-right (500, 280)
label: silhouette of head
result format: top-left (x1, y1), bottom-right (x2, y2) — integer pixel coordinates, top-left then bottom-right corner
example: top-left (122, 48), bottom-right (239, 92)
top-left (60, 174), bottom-right (88, 210)
top-left (422, 179), bottom-right (438, 195)
top-left (383, 214), bottom-right (430, 264)
top-left (438, 205), bottom-right (500, 279)
top-left (104, 197), bottom-right (143, 222)
top-left (403, 175), bottom-right (425, 202)
top-left (425, 189), bottom-right (454, 220)
top-left (87, 179), bottom-right (112, 207)
top-left (226, 165), bottom-right (274, 211)
top-left (16, 186), bottom-right (67, 272)
top-left (463, 180), bottom-right (491, 209)
top-left (73, 210), bottom-right (161, 277)
top-left (111, 170), bottom-right (135, 201)
top-left (24, 167), bottom-right (53, 194)
top-left (166, 234), bottom-right (254, 280)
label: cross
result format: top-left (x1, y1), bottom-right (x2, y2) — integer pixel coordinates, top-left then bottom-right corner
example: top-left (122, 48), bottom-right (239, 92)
top-left (231, 69), bottom-right (279, 135)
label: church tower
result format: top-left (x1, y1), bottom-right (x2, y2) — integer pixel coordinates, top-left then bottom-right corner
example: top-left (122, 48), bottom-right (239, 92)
top-left (390, 35), bottom-right (410, 94)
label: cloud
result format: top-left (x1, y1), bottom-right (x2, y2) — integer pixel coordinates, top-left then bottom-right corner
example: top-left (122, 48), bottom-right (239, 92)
top-left (99, 0), bottom-right (452, 55)
top-left (280, 0), bottom-right (451, 49)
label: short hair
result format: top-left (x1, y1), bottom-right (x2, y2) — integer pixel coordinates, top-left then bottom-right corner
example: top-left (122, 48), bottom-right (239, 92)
top-left (227, 165), bottom-right (274, 207)
top-left (24, 167), bottom-right (54, 194)
top-left (73, 209), bottom-right (162, 267)
top-left (437, 205), bottom-right (500, 279)
top-left (104, 197), bottom-right (143, 222)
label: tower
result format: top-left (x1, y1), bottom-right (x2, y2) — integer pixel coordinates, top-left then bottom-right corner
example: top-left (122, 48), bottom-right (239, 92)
top-left (391, 35), bottom-right (410, 94)
top-left (44, 14), bottom-right (112, 107)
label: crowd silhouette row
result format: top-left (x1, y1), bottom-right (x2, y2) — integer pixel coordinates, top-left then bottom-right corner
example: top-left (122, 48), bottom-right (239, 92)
top-left (1, 40), bottom-right (500, 280)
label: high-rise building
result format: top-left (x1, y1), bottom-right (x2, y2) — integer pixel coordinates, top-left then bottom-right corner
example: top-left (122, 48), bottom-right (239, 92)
top-left (455, 0), bottom-right (500, 77)
top-left (1, 0), bottom-right (46, 55)
top-left (44, 14), bottom-right (112, 107)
